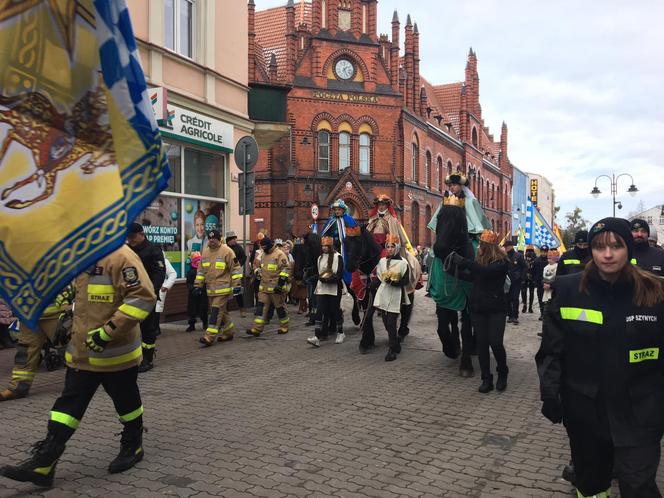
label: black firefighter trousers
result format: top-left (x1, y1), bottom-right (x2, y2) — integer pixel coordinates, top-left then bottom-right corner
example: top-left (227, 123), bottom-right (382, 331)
top-left (564, 390), bottom-right (662, 497)
top-left (48, 367), bottom-right (143, 444)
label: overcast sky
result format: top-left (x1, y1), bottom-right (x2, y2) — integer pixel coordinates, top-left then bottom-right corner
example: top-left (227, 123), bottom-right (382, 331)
top-left (256, 0), bottom-right (664, 225)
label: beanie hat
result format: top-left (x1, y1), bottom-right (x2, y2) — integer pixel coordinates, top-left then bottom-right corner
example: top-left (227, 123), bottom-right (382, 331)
top-left (207, 229), bottom-right (221, 241)
top-left (128, 222), bottom-right (144, 234)
top-left (630, 218), bottom-right (650, 236)
top-left (588, 217), bottom-right (634, 260)
top-left (574, 230), bottom-right (589, 244)
top-left (260, 237), bottom-right (274, 251)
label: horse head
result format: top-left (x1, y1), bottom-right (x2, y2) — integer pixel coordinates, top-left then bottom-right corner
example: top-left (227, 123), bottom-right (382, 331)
top-left (345, 225), bottom-right (381, 275)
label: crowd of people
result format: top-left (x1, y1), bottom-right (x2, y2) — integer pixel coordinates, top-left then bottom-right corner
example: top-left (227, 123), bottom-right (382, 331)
top-left (1, 173), bottom-right (664, 496)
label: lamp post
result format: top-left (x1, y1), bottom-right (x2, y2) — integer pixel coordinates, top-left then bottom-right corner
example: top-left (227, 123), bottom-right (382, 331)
top-left (590, 173), bottom-right (638, 217)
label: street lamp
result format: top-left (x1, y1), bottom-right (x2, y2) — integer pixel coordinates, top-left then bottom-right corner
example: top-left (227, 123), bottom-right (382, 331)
top-left (590, 173), bottom-right (638, 217)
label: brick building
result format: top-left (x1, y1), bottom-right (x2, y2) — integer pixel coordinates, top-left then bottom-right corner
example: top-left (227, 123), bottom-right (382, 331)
top-left (249, 0), bottom-right (514, 246)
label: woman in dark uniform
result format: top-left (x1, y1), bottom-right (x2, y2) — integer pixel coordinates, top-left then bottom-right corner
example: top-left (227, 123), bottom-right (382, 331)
top-left (536, 217), bottom-right (664, 498)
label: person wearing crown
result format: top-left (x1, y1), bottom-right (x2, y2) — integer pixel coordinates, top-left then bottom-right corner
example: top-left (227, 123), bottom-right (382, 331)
top-left (366, 194), bottom-right (403, 254)
top-left (373, 234), bottom-right (410, 362)
top-left (427, 170), bottom-right (491, 378)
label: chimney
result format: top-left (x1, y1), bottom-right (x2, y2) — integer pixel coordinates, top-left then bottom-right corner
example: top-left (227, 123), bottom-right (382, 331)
top-left (286, 0), bottom-right (296, 83)
top-left (390, 10), bottom-right (400, 88)
top-left (248, 0), bottom-right (256, 82)
top-left (500, 122), bottom-right (508, 166)
top-left (465, 47), bottom-right (480, 116)
top-left (269, 53), bottom-right (278, 80)
top-left (404, 15), bottom-right (414, 110)
top-left (413, 22), bottom-right (421, 115)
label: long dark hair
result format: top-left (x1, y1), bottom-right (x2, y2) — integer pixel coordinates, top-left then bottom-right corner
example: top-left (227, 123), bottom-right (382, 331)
top-left (580, 231), bottom-right (664, 307)
top-left (476, 242), bottom-right (506, 267)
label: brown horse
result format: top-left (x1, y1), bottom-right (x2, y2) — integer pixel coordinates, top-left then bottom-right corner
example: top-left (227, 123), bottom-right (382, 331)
top-left (0, 88), bottom-right (114, 210)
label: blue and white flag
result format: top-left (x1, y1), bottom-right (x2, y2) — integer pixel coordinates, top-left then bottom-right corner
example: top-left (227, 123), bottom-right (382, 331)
top-left (525, 198), bottom-right (559, 248)
top-left (0, 0), bottom-right (170, 327)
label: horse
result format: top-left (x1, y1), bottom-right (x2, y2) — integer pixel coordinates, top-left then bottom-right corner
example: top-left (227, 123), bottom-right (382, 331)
top-left (344, 225), bottom-right (382, 351)
top-left (429, 204), bottom-right (476, 374)
top-left (293, 232), bottom-right (321, 320)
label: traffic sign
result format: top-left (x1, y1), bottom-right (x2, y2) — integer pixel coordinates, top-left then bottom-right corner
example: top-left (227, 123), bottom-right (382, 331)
top-left (234, 135), bottom-right (259, 172)
top-left (311, 203), bottom-right (319, 220)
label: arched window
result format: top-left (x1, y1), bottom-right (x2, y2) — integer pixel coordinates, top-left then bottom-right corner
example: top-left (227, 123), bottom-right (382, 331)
top-left (411, 135), bottom-right (419, 183)
top-left (491, 219), bottom-right (495, 231)
top-left (436, 156), bottom-right (443, 191)
top-left (425, 151), bottom-right (432, 189)
top-left (446, 160), bottom-right (453, 185)
top-left (338, 131), bottom-right (350, 171)
top-left (411, 201), bottom-right (420, 246)
top-left (318, 130), bottom-right (330, 172)
top-left (359, 133), bottom-right (371, 175)
top-left (472, 127), bottom-right (478, 148)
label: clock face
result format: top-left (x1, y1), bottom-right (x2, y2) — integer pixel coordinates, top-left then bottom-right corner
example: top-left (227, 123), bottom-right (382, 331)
top-left (335, 59), bottom-right (355, 80)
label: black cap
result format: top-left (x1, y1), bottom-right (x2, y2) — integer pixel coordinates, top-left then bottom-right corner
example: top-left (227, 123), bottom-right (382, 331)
top-left (128, 222), bottom-right (144, 234)
top-left (630, 218), bottom-right (650, 236)
top-left (540, 245), bottom-right (550, 251)
top-left (574, 230), bottom-right (589, 244)
top-left (588, 217), bottom-right (634, 260)
top-left (208, 230), bottom-right (221, 241)
top-left (260, 237), bottom-right (273, 250)
top-left (503, 239), bottom-right (515, 247)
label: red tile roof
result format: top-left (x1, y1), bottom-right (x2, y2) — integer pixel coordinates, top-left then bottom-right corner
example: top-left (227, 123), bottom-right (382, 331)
top-left (255, 1), bottom-right (312, 81)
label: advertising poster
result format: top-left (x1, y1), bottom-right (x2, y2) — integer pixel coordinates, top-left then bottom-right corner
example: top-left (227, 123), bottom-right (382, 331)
top-left (184, 199), bottom-right (225, 274)
top-left (134, 195), bottom-right (182, 277)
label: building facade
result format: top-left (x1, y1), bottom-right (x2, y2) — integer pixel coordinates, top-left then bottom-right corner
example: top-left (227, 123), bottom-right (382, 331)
top-left (526, 172), bottom-right (555, 227)
top-left (249, 0), bottom-right (514, 246)
top-left (511, 166), bottom-right (528, 237)
top-left (128, 0), bottom-right (253, 316)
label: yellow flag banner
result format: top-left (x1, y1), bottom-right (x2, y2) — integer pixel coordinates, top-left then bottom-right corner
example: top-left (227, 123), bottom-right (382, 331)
top-left (0, 0), bottom-right (170, 328)
top-left (554, 224), bottom-right (567, 253)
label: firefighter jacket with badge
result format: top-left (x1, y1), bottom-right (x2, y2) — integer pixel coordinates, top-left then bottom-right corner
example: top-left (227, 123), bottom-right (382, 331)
top-left (130, 238), bottom-right (166, 295)
top-left (556, 247), bottom-right (591, 276)
top-left (66, 245), bottom-right (156, 373)
top-left (632, 243), bottom-right (664, 278)
top-left (257, 247), bottom-right (290, 293)
top-left (536, 271), bottom-right (664, 446)
top-left (195, 243), bottom-right (242, 296)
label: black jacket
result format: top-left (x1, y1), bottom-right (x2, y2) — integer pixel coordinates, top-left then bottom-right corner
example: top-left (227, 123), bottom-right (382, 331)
top-left (505, 249), bottom-right (526, 282)
top-left (458, 258), bottom-right (508, 314)
top-left (536, 271), bottom-right (664, 446)
top-left (632, 242), bottom-right (664, 278)
top-left (130, 239), bottom-right (166, 294)
top-left (229, 243), bottom-right (247, 268)
top-left (556, 247), bottom-right (590, 276)
top-left (532, 255), bottom-right (548, 287)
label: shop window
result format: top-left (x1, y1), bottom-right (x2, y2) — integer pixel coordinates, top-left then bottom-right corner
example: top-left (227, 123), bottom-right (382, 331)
top-left (318, 130), bottom-right (330, 172)
top-left (359, 133), bottom-right (371, 175)
top-left (136, 195), bottom-right (183, 277)
top-left (184, 199), bottom-right (225, 253)
top-left (165, 0), bottom-right (194, 59)
top-left (184, 149), bottom-right (225, 199)
top-left (339, 131), bottom-right (350, 171)
top-left (164, 143), bottom-right (182, 193)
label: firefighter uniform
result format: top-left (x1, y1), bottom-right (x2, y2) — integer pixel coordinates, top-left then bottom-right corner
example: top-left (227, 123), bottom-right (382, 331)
top-left (556, 231), bottom-right (591, 277)
top-left (631, 245), bottom-right (664, 278)
top-left (247, 238), bottom-right (291, 336)
top-left (0, 285), bottom-right (74, 401)
top-left (536, 219), bottom-right (664, 498)
top-left (195, 233), bottom-right (242, 346)
top-left (0, 245), bottom-right (156, 487)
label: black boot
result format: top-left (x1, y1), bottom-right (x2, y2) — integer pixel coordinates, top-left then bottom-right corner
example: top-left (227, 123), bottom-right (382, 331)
top-left (0, 433), bottom-right (66, 487)
top-left (186, 320), bottom-right (195, 332)
top-left (521, 305), bottom-right (526, 313)
top-left (528, 306), bottom-right (533, 313)
top-left (459, 354), bottom-right (474, 378)
top-left (496, 368), bottom-right (508, 392)
top-left (138, 348), bottom-right (154, 373)
top-left (108, 425), bottom-right (144, 474)
top-left (561, 462), bottom-right (576, 485)
top-left (478, 375), bottom-right (494, 393)
top-left (385, 349), bottom-right (397, 362)
top-left (0, 326), bottom-right (14, 349)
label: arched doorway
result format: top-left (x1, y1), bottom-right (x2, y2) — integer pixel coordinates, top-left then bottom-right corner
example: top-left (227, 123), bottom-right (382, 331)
top-left (425, 205), bottom-right (432, 247)
top-left (411, 201), bottom-right (420, 247)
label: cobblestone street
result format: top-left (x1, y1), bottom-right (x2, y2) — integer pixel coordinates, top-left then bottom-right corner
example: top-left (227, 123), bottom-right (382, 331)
top-left (1, 289), bottom-right (662, 497)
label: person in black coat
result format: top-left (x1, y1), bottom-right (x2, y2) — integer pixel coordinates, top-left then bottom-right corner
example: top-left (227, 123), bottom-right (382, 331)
top-left (557, 230), bottom-right (591, 276)
top-left (226, 231), bottom-right (247, 315)
top-left (532, 245), bottom-right (550, 320)
top-left (503, 240), bottom-right (526, 324)
top-left (127, 222), bottom-right (166, 372)
top-left (185, 253), bottom-right (208, 332)
top-left (536, 218), bottom-right (664, 498)
top-left (630, 219), bottom-right (664, 277)
top-left (452, 230), bottom-right (509, 393)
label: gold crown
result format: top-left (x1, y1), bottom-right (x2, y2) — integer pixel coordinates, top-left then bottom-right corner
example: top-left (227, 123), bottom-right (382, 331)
top-left (479, 230), bottom-right (499, 244)
top-left (442, 195), bottom-right (465, 207)
top-left (321, 236), bottom-right (334, 246)
top-left (385, 234), bottom-right (400, 245)
top-left (373, 194), bottom-right (392, 205)
top-left (346, 226), bottom-right (361, 237)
